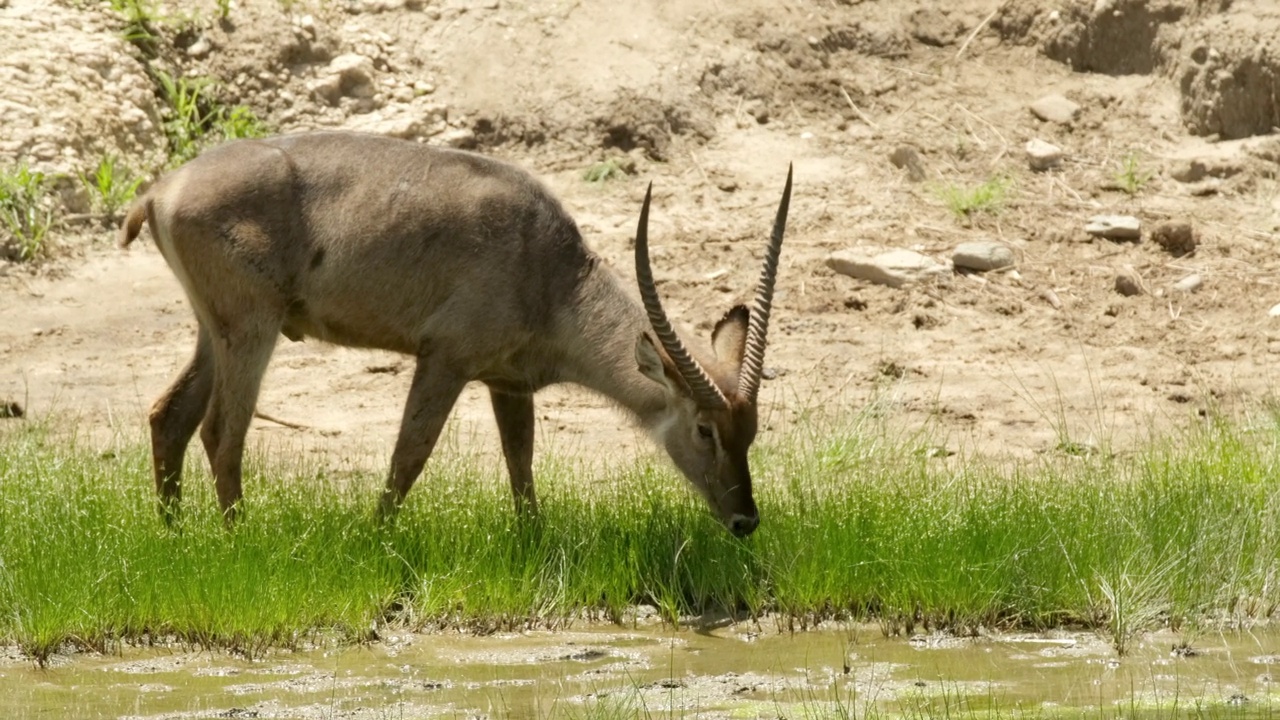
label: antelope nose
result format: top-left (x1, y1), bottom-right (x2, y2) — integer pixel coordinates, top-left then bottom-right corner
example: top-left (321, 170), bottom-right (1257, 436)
top-left (729, 513), bottom-right (759, 538)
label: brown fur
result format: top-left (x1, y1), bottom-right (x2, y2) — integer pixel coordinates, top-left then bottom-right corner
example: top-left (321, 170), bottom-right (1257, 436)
top-left (125, 131), bottom-right (787, 536)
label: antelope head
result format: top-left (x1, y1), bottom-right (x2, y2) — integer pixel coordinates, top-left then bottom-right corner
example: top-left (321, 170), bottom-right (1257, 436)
top-left (632, 167), bottom-right (793, 538)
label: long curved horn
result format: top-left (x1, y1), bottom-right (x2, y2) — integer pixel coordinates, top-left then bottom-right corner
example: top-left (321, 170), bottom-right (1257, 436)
top-left (738, 164), bottom-right (793, 403)
top-left (635, 183), bottom-right (729, 410)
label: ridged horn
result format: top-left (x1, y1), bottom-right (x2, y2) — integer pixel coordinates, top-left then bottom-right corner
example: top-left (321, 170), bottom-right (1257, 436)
top-left (634, 182), bottom-right (729, 410)
top-left (738, 164), bottom-right (793, 403)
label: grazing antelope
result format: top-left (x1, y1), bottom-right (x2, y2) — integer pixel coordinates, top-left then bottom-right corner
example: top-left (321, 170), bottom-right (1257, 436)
top-left (119, 131), bottom-right (791, 537)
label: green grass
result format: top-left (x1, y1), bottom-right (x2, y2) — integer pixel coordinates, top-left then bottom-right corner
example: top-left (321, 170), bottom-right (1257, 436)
top-left (2, 416), bottom-right (1279, 665)
top-left (156, 71), bottom-right (268, 166)
top-left (79, 154), bottom-right (145, 220)
top-left (0, 163), bottom-right (57, 262)
top-left (1114, 151), bottom-right (1154, 195)
top-left (107, 0), bottom-right (160, 56)
top-left (583, 158), bottom-right (629, 184)
top-left (935, 176), bottom-right (1011, 220)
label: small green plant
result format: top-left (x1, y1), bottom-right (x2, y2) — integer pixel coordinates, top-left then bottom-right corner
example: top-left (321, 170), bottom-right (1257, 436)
top-left (80, 154), bottom-right (144, 218)
top-left (935, 175), bottom-right (1011, 220)
top-left (1114, 151), bottom-right (1154, 195)
top-left (583, 158), bottom-right (628, 184)
top-left (215, 104), bottom-right (267, 142)
top-left (108, 0), bottom-right (159, 55)
top-left (215, 0), bottom-right (232, 19)
top-left (157, 71), bottom-right (212, 165)
top-left (0, 163), bottom-right (57, 262)
top-left (157, 71), bottom-right (268, 166)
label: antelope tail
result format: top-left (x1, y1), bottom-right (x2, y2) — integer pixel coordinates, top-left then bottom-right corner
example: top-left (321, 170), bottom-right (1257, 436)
top-left (118, 196), bottom-right (150, 248)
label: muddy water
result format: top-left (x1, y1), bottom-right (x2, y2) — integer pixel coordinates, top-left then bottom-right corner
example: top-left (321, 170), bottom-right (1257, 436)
top-left (4, 623), bottom-right (1279, 719)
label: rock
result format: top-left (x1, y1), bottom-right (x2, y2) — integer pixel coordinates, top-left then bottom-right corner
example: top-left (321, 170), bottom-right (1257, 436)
top-left (952, 241), bottom-right (1015, 272)
top-left (328, 53), bottom-right (376, 97)
top-left (1030, 94), bottom-right (1080, 124)
top-left (1115, 273), bottom-right (1143, 297)
top-left (826, 249), bottom-right (949, 288)
top-left (1085, 215), bottom-right (1141, 241)
top-left (1270, 303), bottom-right (1280, 318)
top-left (906, 8), bottom-right (966, 47)
top-left (1150, 222), bottom-right (1198, 256)
top-left (1173, 274), bottom-right (1203, 293)
top-left (889, 146), bottom-right (926, 182)
top-left (309, 74), bottom-right (344, 106)
top-left (1025, 138), bottom-right (1063, 171)
top-left (435, 127), bottom-right (476, 149)
top-left (346, 112), bottom-right (422, 139)
top-left (185, 37), bottom-right (212, 59)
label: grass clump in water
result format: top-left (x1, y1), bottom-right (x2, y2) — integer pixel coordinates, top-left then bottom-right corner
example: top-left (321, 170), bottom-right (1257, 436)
top-left (1, 416), bottom-right (1279, 665)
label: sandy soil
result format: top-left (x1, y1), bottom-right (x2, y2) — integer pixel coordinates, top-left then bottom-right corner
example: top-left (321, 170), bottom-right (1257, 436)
top-left (3, 0), bottom-right (1280, 478)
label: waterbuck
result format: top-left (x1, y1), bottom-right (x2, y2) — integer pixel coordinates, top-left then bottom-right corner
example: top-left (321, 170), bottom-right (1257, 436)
top-left (119, 131), bottom-right (792, 537)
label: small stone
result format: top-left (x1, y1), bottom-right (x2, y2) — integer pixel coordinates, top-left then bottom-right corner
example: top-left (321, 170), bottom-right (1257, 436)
top-left (1173, 274), bottom-right (1203, 293)
top-left (1030, 94), bottom-right (1081, 124)
top-left (1025, 138), bottom-right (1063, 171)
top-left (826, 248), bottom-right (949, 289)
top-left (889, 146), bottom-right (926, 182)
top-left (309, 74), bottom-right (343, 106)
top-left (1170, 160), bottom-right (1208, 184)
top-left (328, 53), bottom-right (376, 98)
top-left (1115, 273), bottom-right (1143, 297)
top-left (1150, 222), bottom-right (1198, 257)
top-left (1270, 303), bottom-right (1280, 318)
top-left (435, 127), bottom-right (476, 148)
top-left (952, 241), bottom-right (1015, 272)
top-left (185, 37), bottom-right (212, 59)
top-left (1086, 215), bottom-right (1141, 241)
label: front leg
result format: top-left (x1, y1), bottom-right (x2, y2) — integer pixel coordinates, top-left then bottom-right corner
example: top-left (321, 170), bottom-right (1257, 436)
top-left (489, 388), bottom-right (538, 516)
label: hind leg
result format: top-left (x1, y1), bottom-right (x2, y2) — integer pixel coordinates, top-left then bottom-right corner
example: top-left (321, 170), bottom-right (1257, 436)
top-left (150, 322), bottom-right (214, 521)
top-left (199, 317), bottom-right (280, 522)
top-left (377, 351), bottom-right (467, 518)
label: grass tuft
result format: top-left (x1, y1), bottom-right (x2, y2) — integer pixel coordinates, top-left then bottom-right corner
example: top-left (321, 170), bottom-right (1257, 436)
top-left (583, 158), bottom-right (630, 184)
top-left (1114, 151), bottom-right (1155, 195)
top-left (156, 71), bottom-right (269, 167)
top-left (0, 163), bottom-right (58, 262)
top-left (2, 416), bottom-right (1279, 666)
top-left (80, 154), bottom-right (145, 220)
top-left (107, 0), bottom-right (160, 56)
top-left (935, 176), bottom-right (1011, 221)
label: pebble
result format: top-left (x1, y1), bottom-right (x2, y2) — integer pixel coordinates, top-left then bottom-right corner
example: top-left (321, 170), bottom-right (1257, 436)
top-left (952, 241), bottom-right (1015, 272)
top-left (1025, 138), bottom-right (1063, 171)
top-left (435, 127), bottom-right (476, 148)
top-left (826, 248), bottom-right (949, 288)
top-left (889, 146), bottom-right (926, 182)
top-left (1173, 274), bottom-right (1203, 293)
top-left (185, 37), bottom-right (212, 59)
top-left (1085, 215), bottom-right (1141, 241)
top-left (1270, 303), bottom-right (1280, 318)
top-left (1151, 222), bottom-right (1198, 256)
top-left (1030, 94), bottom-right (1081, 124)
top-left (1115, 273), bottom-right (1143, 297)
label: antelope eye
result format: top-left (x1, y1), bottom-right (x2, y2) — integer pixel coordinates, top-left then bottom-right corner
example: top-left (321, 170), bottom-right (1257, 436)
top-left (697, 424), bottom-right (714, 440)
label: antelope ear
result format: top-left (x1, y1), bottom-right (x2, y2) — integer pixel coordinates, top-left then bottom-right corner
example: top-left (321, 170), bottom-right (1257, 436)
top-left (712, 305), bottom-right (750, 364)
top-left (636, 332), bottom-right (676, 390)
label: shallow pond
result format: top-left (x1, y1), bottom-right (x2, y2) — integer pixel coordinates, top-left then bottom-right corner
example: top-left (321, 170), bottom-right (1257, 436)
top-left (4, 622), bottom-right (1279, 719)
